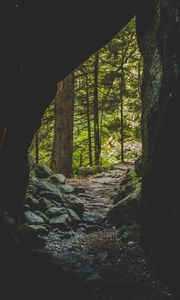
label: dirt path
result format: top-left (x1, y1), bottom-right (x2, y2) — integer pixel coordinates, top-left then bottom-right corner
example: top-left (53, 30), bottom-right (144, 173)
top-left (45, 163), bottom-right (176, 300)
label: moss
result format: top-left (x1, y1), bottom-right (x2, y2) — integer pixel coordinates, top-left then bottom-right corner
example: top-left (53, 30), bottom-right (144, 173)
top-left (113, 168), bottom-right (142, 205)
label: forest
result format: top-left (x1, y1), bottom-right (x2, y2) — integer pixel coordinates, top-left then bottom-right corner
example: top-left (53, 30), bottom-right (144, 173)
top-left (0, 1), bottom-right (180, 300)
top-left (30, 19), bottom-right (142, 177)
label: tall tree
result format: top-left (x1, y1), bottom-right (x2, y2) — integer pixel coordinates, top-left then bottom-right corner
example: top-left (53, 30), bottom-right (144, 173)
top-left (85, 73), bottom-right (93, 166)
top-left (120, 71), bottom-right (125, 162)
top-left (51, 74), bottom-right (74, 177)
top-left (93, 52), bottom-right (101, 165)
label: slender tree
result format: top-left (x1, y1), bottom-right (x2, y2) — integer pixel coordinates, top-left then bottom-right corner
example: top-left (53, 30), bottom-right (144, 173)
top-left (93, 52), bottom-right (101, 165)
top-left (51, 73), bottom-right (74, 177)
top-left (85, 73), bottom-right (93, 166)
top-left (120, 72), bottom-right (125, 162)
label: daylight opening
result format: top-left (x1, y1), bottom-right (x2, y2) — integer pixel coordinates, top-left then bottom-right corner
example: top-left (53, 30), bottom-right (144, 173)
top-left (30, 19), bottom-right (142, 178)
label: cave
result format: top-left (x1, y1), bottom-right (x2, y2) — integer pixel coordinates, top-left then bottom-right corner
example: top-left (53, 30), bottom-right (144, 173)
top-left (0, 0), bottom-right (180, 298)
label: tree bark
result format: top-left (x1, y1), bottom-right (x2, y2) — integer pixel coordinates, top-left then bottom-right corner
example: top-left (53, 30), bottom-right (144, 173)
top-left (51, 74), bottom-right (74, 178)
top-left (120, 72), bottom-right (125, 162)
top-left (85, 73), bottom-right (93, 166)
top-left (93, 52), bottom-right (101, 165)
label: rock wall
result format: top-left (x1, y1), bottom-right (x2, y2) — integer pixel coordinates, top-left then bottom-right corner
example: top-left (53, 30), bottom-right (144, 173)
top-left (0, 1), bottom-right (139, 219)
top-left (137, 0), bottom-right (180, 293)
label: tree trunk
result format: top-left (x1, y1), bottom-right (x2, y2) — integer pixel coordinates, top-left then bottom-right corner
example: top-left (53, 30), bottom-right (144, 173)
top-left (93, 52), bottom-right (101, 165)
top-left (137, 0), bottom-right (180, 293)
top-left (85, 74), bottom-right (93, 166)
top-left (51, 74), bottom-right (74, 178)
top-left (120, 72), bottom-right (125, 162)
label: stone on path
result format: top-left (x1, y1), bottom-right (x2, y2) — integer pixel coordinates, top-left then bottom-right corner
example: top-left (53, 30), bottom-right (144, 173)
top-left (28, 225), bottom-right (49, 235)
top-left (24, 211), bottom-right (44, 225)
top-left (35, 164), bottom-right (54, 179)
top-left (83, 212), bottom-right (105, 225)
top-left (49, 214), bottom-right (71, 229)
top-left (46, 207), bottom-right (67, 218)
top-left (50, 174), bottom-right (66, 184)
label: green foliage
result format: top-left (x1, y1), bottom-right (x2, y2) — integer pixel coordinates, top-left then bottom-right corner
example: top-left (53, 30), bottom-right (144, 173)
top-left (30, 18), bottom-right (142, 173)
top-left (73, 18), bottom-right (142, 168)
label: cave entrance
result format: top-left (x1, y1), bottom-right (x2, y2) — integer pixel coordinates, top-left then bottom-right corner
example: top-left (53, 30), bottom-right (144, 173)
top-left (30, 18), bottom-right (142, 179)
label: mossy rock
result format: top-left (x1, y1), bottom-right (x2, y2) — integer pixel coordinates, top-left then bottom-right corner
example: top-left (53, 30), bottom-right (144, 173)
top-left (113, 169), bottom-right (142, 205)
top-left (34, 164), bottom-right (54, 179)
top-left (107, 187), bottom-right (141, 227)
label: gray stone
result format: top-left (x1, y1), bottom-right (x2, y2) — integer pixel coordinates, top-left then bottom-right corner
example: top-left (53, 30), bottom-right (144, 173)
top-left (113, 170), bottom-right (141, 205)
top-left (26, 183), bottom-right (38, 196)
top-left (50, 174), bottom-right (66, 184)
top-left (35, 164), bottom-right (54, 179)
top-left (67, 209), bottom-right (81, 225)
top-left (39, 190), bottom-right (63, 202)
top-left (24, 211), bottom-right (44, 225)
top-left (51, 200), bottom-right (63, 208)
top-left (74, 186), bottom-right (86, 194)
top-left (46, 207), bottom-right (67, 218)
top-left (26, 195), bottom-right (40, 210)
top-left (28, 225), bottom-right (49, 235)
top-left (34, 211), bottom-right (49, 223)
top-left (107, 190), bottom-right (141, 227)
top-left (24, 204), bottom-right (31, 211)
top-left (57, 184), bottom-right (75, 194)
top-left (39, 198), bottom-right (55, 211)
top-left (49, 214), bottom-right (71, 229)
top-left (83, 212), bottom-right (105, 224)
top-left (63, 197), bottom-right (84, 217)
top-left (37, 180), bottom-right (61, 194)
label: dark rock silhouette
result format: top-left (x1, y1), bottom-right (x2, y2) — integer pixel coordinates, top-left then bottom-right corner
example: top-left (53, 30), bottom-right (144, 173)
top-left (0, 0), bottom-right (180, 297)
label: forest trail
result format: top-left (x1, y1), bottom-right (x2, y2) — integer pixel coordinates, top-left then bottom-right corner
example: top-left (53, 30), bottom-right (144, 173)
top-left (44, 164), bottom-right (175, 300)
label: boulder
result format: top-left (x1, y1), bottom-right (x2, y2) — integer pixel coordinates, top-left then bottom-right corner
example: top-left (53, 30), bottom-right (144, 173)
top-left (50, 174), bottom-right (66, 184)
top-left (34, 164), bottom-right (54, 179)
top-left (46, 207), bottom-right (67, 218)
top-left (113, 170), bottom-right (141, 205)
top-left (24, 204), bottom-right (31, 211)
top-left (24, 211), bottom-right (44, 225)
top-left (39, 191), bottom-right (63, 203)
top-left (25, 195), bottom-right (40, 210)
top-left (67, 209), bottom-right (81, 225)
top-left (39, 198), bottom-right (55, 212)
top-left (34, 211), bottom-right (49, 223)
top-left (107, 189), bottom-right (141, 227)
top-left (27, 225), bottom-right (49, 235)
top-left (57, 184), bottom-right (75, 194)
top-left (49, 214), bottom-right (71, 229)
top-left (83, 212), bottom-right (105, 225)
top-left (63, 196), bottom-right (84, 217)
top-left (37, 180), bottom-right (61, 194)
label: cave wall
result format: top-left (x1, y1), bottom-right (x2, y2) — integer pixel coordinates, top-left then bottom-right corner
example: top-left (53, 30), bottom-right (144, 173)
top-left (0, 1), bottom-right (140, 218)
top-left (137, 0), bottom-right (180, 292)
top-left (1, 1), bottom-right (179, 292)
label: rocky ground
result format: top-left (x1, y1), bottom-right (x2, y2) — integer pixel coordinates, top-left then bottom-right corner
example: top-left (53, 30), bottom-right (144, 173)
top-left (14, 161), bottom-right (177, 300)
